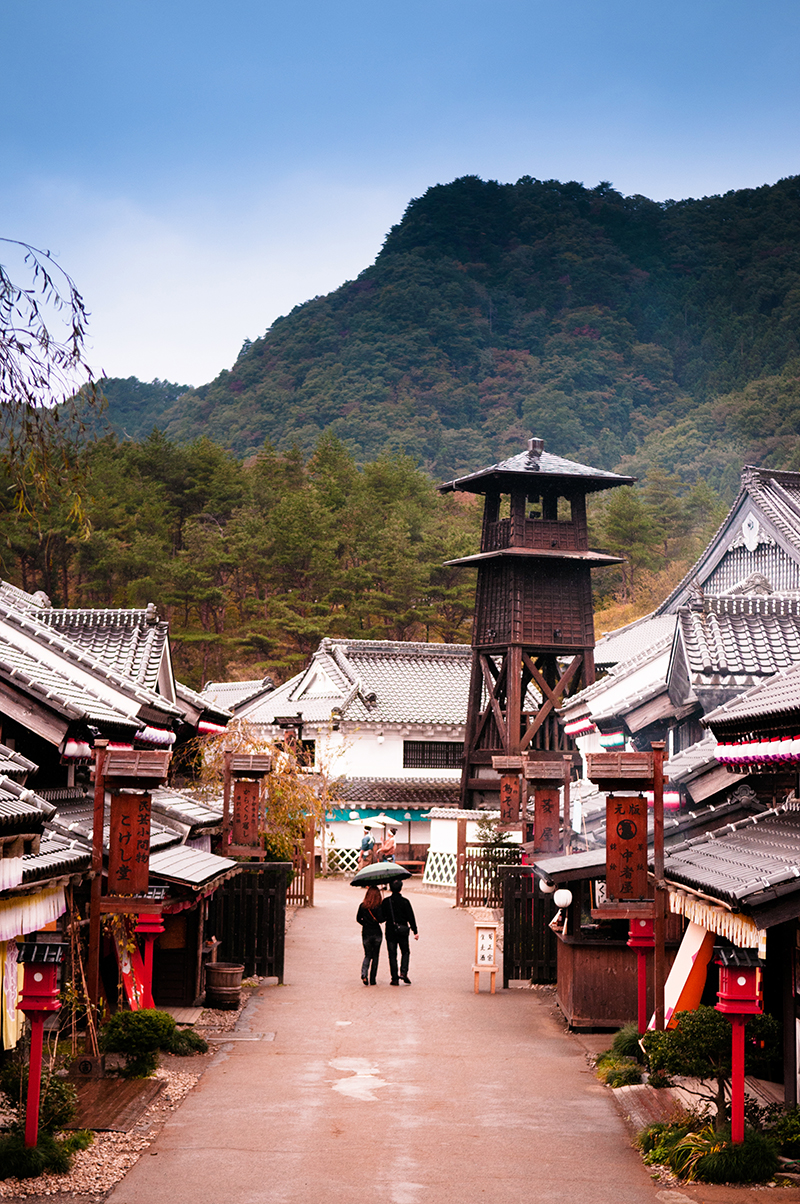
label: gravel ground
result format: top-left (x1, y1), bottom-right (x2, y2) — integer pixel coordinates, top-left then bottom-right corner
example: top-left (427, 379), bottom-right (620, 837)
top-left (0, 985), bottom-right (276, 1204)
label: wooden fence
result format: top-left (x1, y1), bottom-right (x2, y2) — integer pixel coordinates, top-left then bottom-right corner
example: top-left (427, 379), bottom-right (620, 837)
top-left (500, 865), bottom-right (558, 985)
top-left (456, 839), bottom-right (522, 907)
top-left (207, 862), bottom-right (291, 980)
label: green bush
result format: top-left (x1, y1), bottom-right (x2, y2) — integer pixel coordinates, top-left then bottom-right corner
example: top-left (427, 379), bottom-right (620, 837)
top-left (100, 1009), bottom-right (177, 1078)
top-left (100, 1009), bottom-right (208, 1076)
top-left (746, 1100), bottom-right (800, 1157)
top-left (0, 1128), bottom-right (92, 1180)
top-left (611, 1022), bottom-right (644, 1061)
top-left (595, 1052), bottom-right (643, 1087)
top-left (639, 1119), bottom-right (779, 1183)
top-left (167, 1028), bottom-right (209, 1056)
top-left (0, 1062), bottom-right (78, 1134)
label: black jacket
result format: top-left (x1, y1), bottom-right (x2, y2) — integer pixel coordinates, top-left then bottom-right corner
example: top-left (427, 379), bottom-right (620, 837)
top-left (356, 903), bottom-right (383, 939)
top-left (378, 893), bottom-right (417, 935)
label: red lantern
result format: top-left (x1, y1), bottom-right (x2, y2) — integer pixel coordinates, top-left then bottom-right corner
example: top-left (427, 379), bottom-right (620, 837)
top-left (715, 947), bottom-right (763, 1144)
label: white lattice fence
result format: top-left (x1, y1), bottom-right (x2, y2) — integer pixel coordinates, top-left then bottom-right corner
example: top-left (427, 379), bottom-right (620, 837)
top-left (327, 847), bottom-right (360, 875)
top-left (423, 850), bottom-right (457, 889)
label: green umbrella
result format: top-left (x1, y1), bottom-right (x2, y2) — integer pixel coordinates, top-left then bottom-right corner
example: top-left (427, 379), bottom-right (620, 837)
top-left (350, 862), bottom-right (411, 887)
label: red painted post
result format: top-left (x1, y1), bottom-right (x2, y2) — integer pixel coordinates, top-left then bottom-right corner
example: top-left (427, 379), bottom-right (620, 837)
top-left (731, 1016), bottom-right (746, 1143)
top-left (24, 1012), bottom-right (46, 1147)
top-left (136, 912), bottom-right (165, 1008)
top-left (628, 918), bottom-right (655, 1035)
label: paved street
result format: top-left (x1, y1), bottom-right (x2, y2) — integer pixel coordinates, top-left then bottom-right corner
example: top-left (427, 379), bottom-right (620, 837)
top-left (108, 880), bottom-right (670, 1204)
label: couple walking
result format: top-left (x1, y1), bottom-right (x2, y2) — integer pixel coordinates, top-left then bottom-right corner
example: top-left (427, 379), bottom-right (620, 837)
top-left (356, 879), bottom-right (418, 986)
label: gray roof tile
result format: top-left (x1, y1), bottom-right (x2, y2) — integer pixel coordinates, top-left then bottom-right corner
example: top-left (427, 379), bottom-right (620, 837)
top-left (439, 439), bottom-right (634, 493)
top-left (679, 595), bottom-right (800, 680)
top-left (664, 801), bottom-right (800, 905)
top-left (241, 639), bottom-right (473, 728)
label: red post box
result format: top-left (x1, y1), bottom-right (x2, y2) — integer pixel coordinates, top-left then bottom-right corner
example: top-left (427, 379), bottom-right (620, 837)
top-left (715, 947), bottom-right (763, 1144)
top-left (17, 943), bottom-right (64, 1148)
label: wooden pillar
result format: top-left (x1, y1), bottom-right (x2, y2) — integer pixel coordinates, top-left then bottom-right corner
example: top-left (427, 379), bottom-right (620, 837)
top-left (87, 740), bottom-right (108, 1010)
top-left (652, 741), bottom-right (666, 1031)
top-left (304, 814), bottom-right (315, 906)
top-left (456, 818), bottom-right (467, 908)
top-left (222, 747), bottom-right (232, 845)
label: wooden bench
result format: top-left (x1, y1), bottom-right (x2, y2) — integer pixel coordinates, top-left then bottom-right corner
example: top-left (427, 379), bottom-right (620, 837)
top-left (396, 860), bottom-right (426, 874)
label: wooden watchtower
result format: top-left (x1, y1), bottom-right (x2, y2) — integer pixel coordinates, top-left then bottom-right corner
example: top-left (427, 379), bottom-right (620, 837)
top-left (439, 437), bottom-right (633, 808)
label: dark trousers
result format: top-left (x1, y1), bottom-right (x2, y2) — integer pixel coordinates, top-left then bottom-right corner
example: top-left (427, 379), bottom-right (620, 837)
top-left (361, 933), bottom-right (382, 984)
top-left (386, 929), bottom-right (410, 981)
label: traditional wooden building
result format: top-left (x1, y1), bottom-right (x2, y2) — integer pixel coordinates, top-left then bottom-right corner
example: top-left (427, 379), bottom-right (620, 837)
top-left (438, 437), bottom-right (632, 807)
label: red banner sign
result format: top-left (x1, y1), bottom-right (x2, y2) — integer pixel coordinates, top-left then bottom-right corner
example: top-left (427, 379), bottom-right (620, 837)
top-left (534, 787), bottom-right (560, 853)
top-left (232, 780), bottom-right (261, 847)
top-left (499, 775), bottom-right (521, 824)
top-left (108, 792), bottom-right (151, 895)
top-left (605, 794), bottom-right (649, 901)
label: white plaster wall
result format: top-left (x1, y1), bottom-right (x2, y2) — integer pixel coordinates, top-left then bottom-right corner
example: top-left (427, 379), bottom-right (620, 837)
top-left (312, 726), bottom-right (461, 780)
top-left (428, 817), bottom-right (522, 852)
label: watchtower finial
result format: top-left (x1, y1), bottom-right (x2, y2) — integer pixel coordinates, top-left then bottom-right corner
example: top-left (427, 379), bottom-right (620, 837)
top-left (526, 437), bottom-right (544, 469)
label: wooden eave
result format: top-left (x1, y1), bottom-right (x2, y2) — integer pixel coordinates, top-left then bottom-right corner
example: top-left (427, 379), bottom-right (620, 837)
top-left (443, 547), bottom-right (625, 568)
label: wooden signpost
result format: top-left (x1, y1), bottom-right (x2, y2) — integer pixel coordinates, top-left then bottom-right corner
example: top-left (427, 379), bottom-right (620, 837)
top-left (585, 742), bottom-right (666, 1031)
top-left (473, 921), bottom-right (499, 993)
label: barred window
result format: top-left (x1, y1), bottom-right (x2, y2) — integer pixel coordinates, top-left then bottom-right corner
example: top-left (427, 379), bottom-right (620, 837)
top-left (403, 741), bottom-right (463, 770)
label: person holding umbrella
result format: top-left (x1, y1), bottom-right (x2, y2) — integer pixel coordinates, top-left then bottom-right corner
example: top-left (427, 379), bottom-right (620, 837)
top-left (379, 879), bottom-right (418, 985)
top-left (356, 886), bottom-right (384, 985)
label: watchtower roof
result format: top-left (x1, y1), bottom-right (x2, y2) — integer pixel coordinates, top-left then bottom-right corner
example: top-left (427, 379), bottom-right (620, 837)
top-left (438, 437), bottom-right (635, 495)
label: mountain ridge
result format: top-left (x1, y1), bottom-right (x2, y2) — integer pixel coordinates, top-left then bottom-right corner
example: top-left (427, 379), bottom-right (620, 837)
top-left (99, 173), bottom-right (800, 486)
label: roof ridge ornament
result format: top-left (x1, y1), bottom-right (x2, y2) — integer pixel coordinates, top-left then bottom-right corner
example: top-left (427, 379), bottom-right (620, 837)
top-left (525, 436), bottom-right (544, 470)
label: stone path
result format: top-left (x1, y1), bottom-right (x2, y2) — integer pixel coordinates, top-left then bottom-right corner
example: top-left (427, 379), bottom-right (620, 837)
top-left (101, 880), bottom-right (752, 1204)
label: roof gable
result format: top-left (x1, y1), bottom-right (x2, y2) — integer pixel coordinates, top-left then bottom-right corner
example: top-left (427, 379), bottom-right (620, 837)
top-left (658, 467), bottom-right (800, 613)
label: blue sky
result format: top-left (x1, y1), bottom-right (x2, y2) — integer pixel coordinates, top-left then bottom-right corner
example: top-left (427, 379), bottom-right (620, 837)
top-left (4, 0), bottom-right (800, 385)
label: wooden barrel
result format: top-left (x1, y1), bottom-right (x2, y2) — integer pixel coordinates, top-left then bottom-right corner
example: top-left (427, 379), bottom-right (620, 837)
top-left (205, 962), bottom-right (244, 1010)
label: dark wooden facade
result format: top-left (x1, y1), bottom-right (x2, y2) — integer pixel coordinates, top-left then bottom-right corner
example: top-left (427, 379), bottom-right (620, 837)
top-left (440, 438), bottom-right (631, 807)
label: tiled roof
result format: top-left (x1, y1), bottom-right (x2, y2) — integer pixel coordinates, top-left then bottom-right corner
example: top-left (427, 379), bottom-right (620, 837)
top-left (0, 584), bottom-right (181, 730)
top-left (663, 801), bottom-right (800, 907)
top-left (0, 743), bottom-right (36, 777)
top-left (201, 678), bottom-right (274, 712)
top-left (174, 680), bottom-right (231, 726)
top-left (678, 594), bottom-right (800, 679)
top-left (0, 796), bottom-right (45, 832)
top-left (50, 799), bottom-right (179, 853)
top-left (594, 615), bottom-right (677, 667)
top-left (703, 661), bottom-right (800, 730)
top-left (149, 845), bottom-right (237, 889)
top-left (665, 734), bottom-right (720, 783)
top-left (239, 639), bottom-right (472, 728)
top-left (151, 787), bottom-right (223, 834)
top-left (439, 438), bottom-right (634, 494)
top-left (22, 832), bottom-right (92, 883)
top-left (335, 779), bottom-right (461, 807)
top-left (36, 604), bottom-right (169, 693)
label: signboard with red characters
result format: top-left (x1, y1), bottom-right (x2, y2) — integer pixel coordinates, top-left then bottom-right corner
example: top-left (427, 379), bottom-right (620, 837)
top-left (232, 779), bottom-right (261, 847)
top-left (605, 794), bottom-right (649, 900)
top-left (108, 792), bottom-right (152, 895)
top-left (534, 787), bottom-right (561, 853)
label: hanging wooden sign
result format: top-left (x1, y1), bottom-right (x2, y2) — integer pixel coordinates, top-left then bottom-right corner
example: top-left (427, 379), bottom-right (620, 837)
top-left (499, 775), bottom-right (521, 824)
top-left (534, 787), bottom-right (561, 853)
top-left (108, 792), bottom-right (151, 895)
top-left (232, 779), bottom-right (261, 847)
top-left (605, 794), bottom-right (649, 901)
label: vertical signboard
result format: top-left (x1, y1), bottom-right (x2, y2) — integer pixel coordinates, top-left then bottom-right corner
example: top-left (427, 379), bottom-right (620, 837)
top-left (533, 787), bottom-right (561, 853)
top-left (605, 794), bottom-right (649, 900)
top-left (108, 792), bottom-right (151, 895)
top-left (499, 775), bottom-right (521, 824)
top-left (232, 780), bottom-right (261, 847)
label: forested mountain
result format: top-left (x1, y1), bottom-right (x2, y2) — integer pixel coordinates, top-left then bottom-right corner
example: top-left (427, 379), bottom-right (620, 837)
top-left (100, 174), bottom-right (800, 491)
